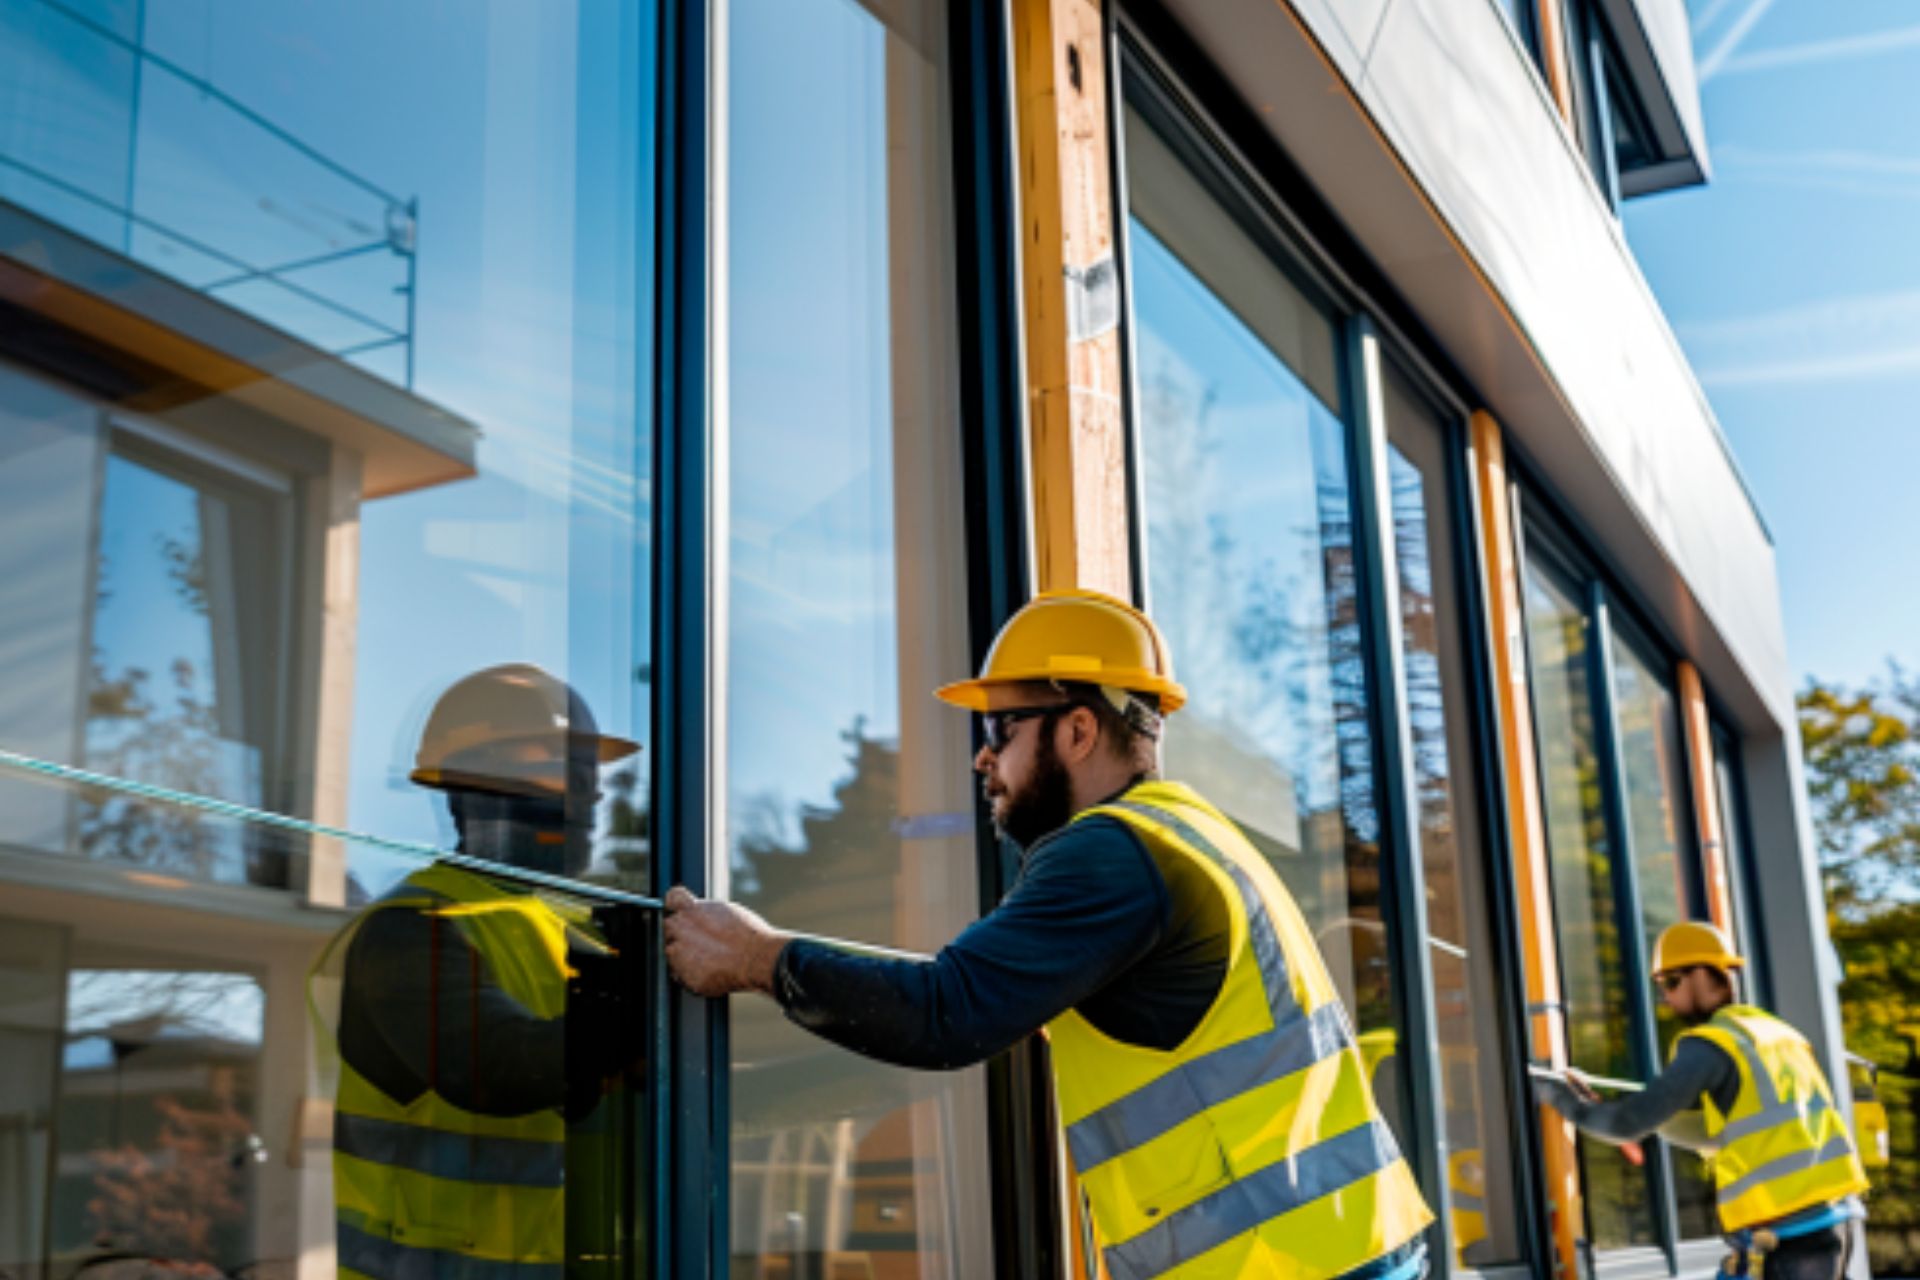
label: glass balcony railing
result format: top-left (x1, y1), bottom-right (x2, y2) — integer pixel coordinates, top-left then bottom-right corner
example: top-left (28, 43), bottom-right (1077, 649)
top-left (0, 0), bottom-right (418, 385)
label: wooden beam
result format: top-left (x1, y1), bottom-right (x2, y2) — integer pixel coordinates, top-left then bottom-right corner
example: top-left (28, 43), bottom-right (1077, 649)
top-left (1677, 661), bottom-right (1735, 932)
top-left (1471, 411), bottom-right (1583, 1279)
top-left (1012, 0), bottom-right (1130, 598)
top-left (1534, 0), bottom-right (1578, 127)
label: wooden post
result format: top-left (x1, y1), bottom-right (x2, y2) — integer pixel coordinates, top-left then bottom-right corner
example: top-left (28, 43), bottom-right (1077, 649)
top-left (1012, 0), bottom-right (1130, 597)
top-left (1471, 411), bottom-right (1583, 1278)
top-left (1534, 0), bottom-right (1578, 126)
top-left (1677, 661), bottom-right (1735, 931)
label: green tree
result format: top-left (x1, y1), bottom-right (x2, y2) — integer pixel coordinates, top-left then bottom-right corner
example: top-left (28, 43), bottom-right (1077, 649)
top-left (1800, 671), bottom-right (1920, 1272)
top-left (1800, 672), bottom-right (1920, 918)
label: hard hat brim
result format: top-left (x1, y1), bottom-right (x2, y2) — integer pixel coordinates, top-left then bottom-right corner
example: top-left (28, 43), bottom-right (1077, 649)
top-left (1654, 955), bottom-right (1745, 975)
top-left (933, 678), bottom-right (994, 711)
top-left (933, 671), bottom-right (1187, 712)
top-left (410, 730), bottom-right (641, 796)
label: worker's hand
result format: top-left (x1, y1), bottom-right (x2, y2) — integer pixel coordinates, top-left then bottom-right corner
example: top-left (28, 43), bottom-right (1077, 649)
top-left (663, 886), bottom-right (789, 998)
top-left (1564, 1067), bottom-right (1602, 1104)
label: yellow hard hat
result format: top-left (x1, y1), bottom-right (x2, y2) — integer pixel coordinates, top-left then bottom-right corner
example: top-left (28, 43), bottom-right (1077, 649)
top-left (934, 589), bottom-right (1187, 712)
top-left (411, 663), bottom-right (639, 798)
top-left (1651, 920), bottom-right (1744, 976)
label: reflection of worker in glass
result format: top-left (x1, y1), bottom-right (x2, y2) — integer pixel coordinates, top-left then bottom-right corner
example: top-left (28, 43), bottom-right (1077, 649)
top-left (664, 591), bottom-right (1434, 1280)
top-left (1318, 917), bottom-right (1494, 1269)
top-left (1536, 922), bottom-right (1868, 1279)
top-left (322, 664), bottom-right (638, 1280)
top-left (1315, 917), bottom-right (1398, 1099)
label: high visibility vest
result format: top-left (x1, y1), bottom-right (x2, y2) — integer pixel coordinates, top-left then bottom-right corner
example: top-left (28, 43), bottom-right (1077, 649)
top-left (1678, 1005), bottom-right (1869, 1231)
top-left (322, 862), bottom-right (604, 1280)
top-left (1049, 782), bottom-right (1432, 1280)
top-left (1353, 1024), bottom-right (1489, 1265)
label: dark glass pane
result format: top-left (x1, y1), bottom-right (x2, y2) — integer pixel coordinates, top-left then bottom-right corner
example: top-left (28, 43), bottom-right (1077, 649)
top-left (1522, 557), bottom-right (1656, 1249)
top-left (1608, 629), bottom-right (1717, 1238)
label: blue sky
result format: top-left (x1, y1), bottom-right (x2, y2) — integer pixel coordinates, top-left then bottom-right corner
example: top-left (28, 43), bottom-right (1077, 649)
top-left (1623, 0), bottom-right (1920, 693)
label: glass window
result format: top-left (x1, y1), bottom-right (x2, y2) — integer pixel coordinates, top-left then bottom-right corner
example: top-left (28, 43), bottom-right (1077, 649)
top-left (1, 0), bottom-right (659, 1274)
top-left (723, 0), bottom-right (992, 1273)
top-left (1125, 103), bottom-right (1404, 1138)
top-left (82, 429), bottom-right (295, 887)
top-left (1381, 365), bottom-right (1520, 1268)
top-left (1521, 554), bottom-right (1657, 1249)
top-left (1607, 624), bottom-right (1717, 1238)
top-left (1714, 728), bottom-right (1769, 1009)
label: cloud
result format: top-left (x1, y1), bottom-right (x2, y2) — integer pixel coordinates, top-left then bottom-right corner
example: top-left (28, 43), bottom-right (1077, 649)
top-left (1714, 21), bottom-right (1920, 79)
top-left (1683, 290), bottom-right (1920, 389)
top-left (1691, 0), bottom-right (1747, 39)
top-left (1697, 0), bottom-right (1780, 82)
top-left (1710, 145), bottom-right (1920, 203)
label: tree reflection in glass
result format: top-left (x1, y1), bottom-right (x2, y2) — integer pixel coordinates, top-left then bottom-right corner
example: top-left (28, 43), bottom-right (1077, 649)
top-left (1524, 561), bottom-right (1656, 1249)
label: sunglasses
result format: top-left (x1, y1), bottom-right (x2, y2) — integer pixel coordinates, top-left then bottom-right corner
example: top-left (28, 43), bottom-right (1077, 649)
top-left (1655, 967), bottom-right (1697, 993)
top-left (980, 704), bottom-right (1074, 752)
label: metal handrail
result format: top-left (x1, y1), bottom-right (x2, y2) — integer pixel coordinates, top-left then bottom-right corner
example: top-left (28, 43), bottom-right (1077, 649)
top-left (8, 0), bottom-right (419, 383)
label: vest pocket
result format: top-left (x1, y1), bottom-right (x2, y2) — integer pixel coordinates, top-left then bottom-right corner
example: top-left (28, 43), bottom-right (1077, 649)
top-left (1097, 1116), bottom-right (1233, 1231)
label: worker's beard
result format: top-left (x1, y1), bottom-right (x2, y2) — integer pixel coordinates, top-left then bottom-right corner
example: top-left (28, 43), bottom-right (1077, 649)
top-left (995, 724), bottom-right (1075, 849)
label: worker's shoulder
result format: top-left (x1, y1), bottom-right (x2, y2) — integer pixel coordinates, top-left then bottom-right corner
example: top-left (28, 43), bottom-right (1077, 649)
top-left (1028, 811), bottom-right (1151, 864)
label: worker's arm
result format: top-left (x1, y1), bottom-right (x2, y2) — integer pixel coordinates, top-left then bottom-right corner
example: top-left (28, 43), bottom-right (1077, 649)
top-left (1656, 1108), bottom-right (1718, 1154)
top-left (768, 818), bottom-right (1171, 1070)
top-left (1534, 1037), bottom-right (1737, 1144)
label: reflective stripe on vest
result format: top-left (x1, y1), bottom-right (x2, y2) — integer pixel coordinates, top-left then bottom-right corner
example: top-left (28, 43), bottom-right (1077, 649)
top-left (1048, 785), bottom-right (1431, 1279)
top-left (335, 1112), bottom-right (565, 1188)
top-left (1102, 1119), bottom-right (1406, 1280)
top-left (339, 1219), bottom-right (562, 1280)
top-left (1682, 1006), bottom-right (1868, 1230)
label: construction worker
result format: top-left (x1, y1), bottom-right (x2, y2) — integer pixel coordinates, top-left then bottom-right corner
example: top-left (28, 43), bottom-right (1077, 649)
top-left (317, 664), bottom-right (640, 1280)
top-left (665, 589), bottom-right (1434, 1279)
top-left (1535, 921), bottom-right (1868, 1279)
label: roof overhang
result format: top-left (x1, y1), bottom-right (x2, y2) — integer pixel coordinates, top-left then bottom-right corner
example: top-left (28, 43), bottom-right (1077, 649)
top-left (1598, 0), bottom-right (1712, 197)
top-left (0, 200), bottom-right (477, 499)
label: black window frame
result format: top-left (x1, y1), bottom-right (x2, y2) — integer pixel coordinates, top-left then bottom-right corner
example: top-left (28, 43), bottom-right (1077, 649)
top-left (1512, 485), bottom-right (1736, 1269)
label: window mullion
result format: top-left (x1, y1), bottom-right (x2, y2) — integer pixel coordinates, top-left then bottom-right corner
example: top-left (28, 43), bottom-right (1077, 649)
top-left (1345, 315), bottom-right (1454, 1271)
top-left (1587, 582), bottom-right (1681, 1272)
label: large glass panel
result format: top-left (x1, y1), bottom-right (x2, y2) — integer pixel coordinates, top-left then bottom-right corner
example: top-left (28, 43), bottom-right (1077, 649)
top-left (1125, 104), bottom-right (1402, 1138)
top-left (1381, 366), bottom-right (1518, 1268)
top-left (724, 1), bottom-right (993, 1274)
top-left (1713, 729), bottom-right (1769, 1009)
top-left (0, 0), bottom-right (659, 1275)
top-left (1608, 625), bottom-right (1717, 1238)
top-left (1521, 556), bottom-right (1656, 1249)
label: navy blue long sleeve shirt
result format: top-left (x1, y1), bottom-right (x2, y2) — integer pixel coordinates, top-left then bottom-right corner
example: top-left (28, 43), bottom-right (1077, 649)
top-left (772, 814), bottom-right (1230, 1069)
top-left (1534, 1037), bottom-right (1739, 1143)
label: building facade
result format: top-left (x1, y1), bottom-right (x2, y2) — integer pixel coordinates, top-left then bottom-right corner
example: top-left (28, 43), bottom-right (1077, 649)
top-left (0, 0), bottom-right (1847, 1278)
